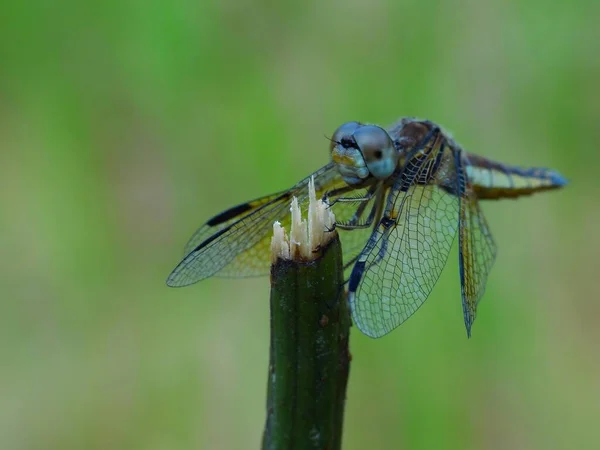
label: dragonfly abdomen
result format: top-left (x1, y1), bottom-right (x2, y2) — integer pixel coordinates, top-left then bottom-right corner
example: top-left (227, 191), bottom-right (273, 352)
top-left (464, 153), bottom-right (567, 200)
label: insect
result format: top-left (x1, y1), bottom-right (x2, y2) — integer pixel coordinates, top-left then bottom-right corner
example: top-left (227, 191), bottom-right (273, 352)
top-left (167, 118), bottom-right (567, 337)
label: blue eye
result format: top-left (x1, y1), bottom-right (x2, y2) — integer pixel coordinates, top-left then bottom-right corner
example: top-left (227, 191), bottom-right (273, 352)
top-left (353, 126), bottom-right (398, 179)
top-left (330, 121), bottom-right (362, 152)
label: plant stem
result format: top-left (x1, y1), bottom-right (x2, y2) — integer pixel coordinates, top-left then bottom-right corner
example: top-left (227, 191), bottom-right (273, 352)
top-left (262, 235), bottom-right (351, 450)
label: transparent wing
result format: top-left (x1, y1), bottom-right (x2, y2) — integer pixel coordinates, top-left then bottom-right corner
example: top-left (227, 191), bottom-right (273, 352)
top-left (348, 184), bottom-right (459, 337)
top-left (216, 192), bottom-right (377, 279)
top-left (348, 143), bottom-right (459, 338)
top-left (166, 163), bottom-right (352, 286)
top-left (458, 162), bottom-right (498, 336)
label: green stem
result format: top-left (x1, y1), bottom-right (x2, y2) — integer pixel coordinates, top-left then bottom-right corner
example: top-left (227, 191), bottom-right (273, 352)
top-left (262, 236), bottom-right (351, 450)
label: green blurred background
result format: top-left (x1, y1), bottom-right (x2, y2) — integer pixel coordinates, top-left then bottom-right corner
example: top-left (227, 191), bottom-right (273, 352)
top-left (1, 1), bottom-right (598, 449)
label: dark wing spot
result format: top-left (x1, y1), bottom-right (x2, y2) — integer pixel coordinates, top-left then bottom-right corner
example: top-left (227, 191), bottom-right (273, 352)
top-left (348, 261), bottom-right (366, 292)
top-left (206, 203), bottom-right (254, 226)
top-left (207, 192), bottom-right (291, 226)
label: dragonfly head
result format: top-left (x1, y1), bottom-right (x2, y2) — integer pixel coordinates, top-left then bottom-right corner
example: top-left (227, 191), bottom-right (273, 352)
top-left (330, 122), bottom-right (399, 185)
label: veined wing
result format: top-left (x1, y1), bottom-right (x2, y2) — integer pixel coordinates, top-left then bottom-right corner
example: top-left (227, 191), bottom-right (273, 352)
top-left (457, 153), bottom-right (497, 336)
top-left (213, 180), bottom-right (381, 279)
top-left (348, 139), bottom-right (460, 338)
top-left (166, 163), bottom-right (352, 286)
top-left (217, 192), bottom-right (378, 279)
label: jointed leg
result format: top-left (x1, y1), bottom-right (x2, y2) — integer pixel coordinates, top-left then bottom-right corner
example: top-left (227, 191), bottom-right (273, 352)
top-left (336, 184), bottom-right (385, 230)
top-left (323, 185), bottom-right (376, 208)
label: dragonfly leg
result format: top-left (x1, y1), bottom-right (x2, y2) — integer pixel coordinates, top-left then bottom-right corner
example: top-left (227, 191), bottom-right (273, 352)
top-left (336, 211), bottom-right (377, 230)
top-left (327, 186), bottom-right (380, 215)
top-left (338, 184), bottom-right (386, 232)
top-left (323, 185), bottom-right (375, 209)
top-left (323, 184), bottom-right (359, 200)
top-left (334, 185), bottom-right (381, 230)
top-left (331, 194), bottom-right (374, 203)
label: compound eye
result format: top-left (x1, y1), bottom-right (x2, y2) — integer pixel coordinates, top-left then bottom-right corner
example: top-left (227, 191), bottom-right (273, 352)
top-left (353, 125), bottom-right (398, 179)
top-left (329, 121), bottom-right (362, 152)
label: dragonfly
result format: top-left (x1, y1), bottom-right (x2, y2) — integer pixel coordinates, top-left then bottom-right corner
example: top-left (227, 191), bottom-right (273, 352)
top-left (167, 118), bottom-right (567, 338)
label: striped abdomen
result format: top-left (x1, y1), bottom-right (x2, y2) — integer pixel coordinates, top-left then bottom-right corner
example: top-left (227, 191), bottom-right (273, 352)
top-left (464, 153), bottom-right (568, 200)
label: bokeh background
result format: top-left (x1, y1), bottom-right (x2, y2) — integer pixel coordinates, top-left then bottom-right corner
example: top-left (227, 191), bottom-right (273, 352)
top-left (1, 1), bottom-right (599, 449)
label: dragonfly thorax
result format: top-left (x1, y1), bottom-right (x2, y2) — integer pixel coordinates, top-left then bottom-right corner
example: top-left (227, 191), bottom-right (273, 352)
top-left (330, 122), bottom-right (399, 185)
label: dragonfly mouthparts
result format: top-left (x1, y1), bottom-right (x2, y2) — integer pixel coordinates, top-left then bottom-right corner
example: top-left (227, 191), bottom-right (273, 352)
top-left (331, 146), bottom-right (369, 185)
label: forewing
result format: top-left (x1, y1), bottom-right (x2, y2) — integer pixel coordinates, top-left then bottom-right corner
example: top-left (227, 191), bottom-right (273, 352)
top-left (458, 162), bottom-right (497, 336)
top-left (348, 173), bottom-right (459, 337)
top-left (216, 176), bottom-right (376, 278)
top-left (166, 163), bottom-right (349, 286)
